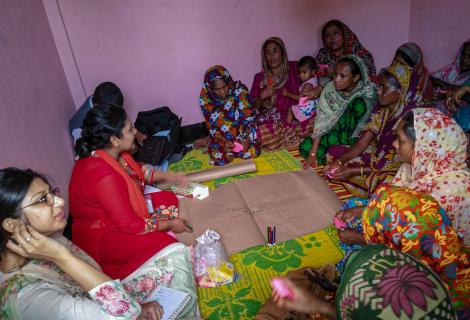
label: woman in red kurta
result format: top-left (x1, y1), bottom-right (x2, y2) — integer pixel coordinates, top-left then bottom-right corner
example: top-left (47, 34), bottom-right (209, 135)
top-left (69, 104), bottom-right (192, 279)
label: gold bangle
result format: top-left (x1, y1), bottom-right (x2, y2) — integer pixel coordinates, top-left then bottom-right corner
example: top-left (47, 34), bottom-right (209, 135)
top-left (360, 166), bottom-right (364, 177)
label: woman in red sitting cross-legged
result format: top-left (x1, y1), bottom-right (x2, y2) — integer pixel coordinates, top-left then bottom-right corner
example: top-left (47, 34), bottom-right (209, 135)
top-left (69, 104), bottom-right (193, 280)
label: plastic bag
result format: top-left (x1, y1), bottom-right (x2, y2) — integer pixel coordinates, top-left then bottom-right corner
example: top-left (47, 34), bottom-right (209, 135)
top-left (194, 229), bottom-right (237, 288)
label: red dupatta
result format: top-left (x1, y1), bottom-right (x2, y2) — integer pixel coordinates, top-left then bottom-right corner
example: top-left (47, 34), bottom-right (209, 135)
top-left (95, 150), bottom-right (150, 219)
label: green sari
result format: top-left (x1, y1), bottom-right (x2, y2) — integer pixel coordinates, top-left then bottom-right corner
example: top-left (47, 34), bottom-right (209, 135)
top-left (301, 98), bottom-right (367, 164)
top-left (337, 245), bottom-right (457, 319)
top-left (300, 55), bottom-right (377, 164)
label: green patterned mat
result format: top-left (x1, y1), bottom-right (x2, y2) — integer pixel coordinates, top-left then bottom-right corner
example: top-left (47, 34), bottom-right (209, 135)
top-left (170, 149), bottom-right (302, 189)
top-left (169, 149), bottom-right (345, 319)
top-left (198, 226), bottom-right (343, 319)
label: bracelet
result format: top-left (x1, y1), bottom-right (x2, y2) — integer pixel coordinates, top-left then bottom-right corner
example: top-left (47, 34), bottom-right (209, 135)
top-left (338, 160), bottom-right (343, 167)
top-left (149, 167), bottom-right (155, 184)
top-left (142, 165), bottom-right (150, 181)
top-left (144, 215), bottom-right (158, 233)
top-left (360, 166), bottom-right (364, 177)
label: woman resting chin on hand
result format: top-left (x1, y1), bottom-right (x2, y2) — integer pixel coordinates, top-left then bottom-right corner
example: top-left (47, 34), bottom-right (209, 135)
top-left (0, 168), bottom-right (164, 320)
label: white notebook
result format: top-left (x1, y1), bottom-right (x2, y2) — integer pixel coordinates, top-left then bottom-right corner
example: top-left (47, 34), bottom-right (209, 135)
top-left (145, 286), bottom-right (192, 320)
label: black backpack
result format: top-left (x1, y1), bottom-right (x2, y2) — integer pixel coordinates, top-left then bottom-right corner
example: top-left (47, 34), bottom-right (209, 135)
top-left (134, 107), bottom-right (181, 165)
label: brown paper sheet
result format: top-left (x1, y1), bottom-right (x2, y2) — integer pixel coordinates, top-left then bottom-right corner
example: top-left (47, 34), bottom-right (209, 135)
top-left (176, 171), bottom-right (342, 255)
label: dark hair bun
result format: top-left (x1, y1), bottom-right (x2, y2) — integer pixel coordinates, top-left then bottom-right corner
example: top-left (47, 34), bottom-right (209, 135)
top-left (75, 104), bottom-right (127, 158)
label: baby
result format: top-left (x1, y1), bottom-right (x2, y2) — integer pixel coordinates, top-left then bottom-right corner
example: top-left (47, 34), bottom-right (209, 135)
top-left (283, 56), bottom-right (320, 123)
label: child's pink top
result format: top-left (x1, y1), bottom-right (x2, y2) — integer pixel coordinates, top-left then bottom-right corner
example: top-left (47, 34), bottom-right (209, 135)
top-left (300, 76), bottom-right (319, 91)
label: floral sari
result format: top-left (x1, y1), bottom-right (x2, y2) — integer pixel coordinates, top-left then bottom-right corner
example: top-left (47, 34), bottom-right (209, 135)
top-left (200, 65), bottom-right (260, 166)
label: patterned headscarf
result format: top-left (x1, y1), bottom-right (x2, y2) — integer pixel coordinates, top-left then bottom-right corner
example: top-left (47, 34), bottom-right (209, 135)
top-left (200, 65), bottom-right (249, 108)
top-left (397, 42), bottom-right (422, 67)
top-left (387, 62), bottom-right (411, 91)
top-left (384, 62), bottom-right (414, 121)
top-left (432, 39), bottom-right (470, 86)
top-left (199, 65), bottom-right (254, 136)
top-left (395, 43), bottom-right (431, 101)
top-left (313, 55), bottom-right (377, 138)
top-left (393, 108), bottom-right (470, 246)
top-left (316, 20), bottom-right (376, 76)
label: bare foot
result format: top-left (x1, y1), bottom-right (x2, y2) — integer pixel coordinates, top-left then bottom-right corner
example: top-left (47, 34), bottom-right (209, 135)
top-left (338, 229), bottom-right (366, 246)
top-left (193, 136), bottom-right (210, 149)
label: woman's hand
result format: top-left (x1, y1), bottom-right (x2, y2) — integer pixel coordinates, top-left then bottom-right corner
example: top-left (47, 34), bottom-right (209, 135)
top-left (444, 90), bottom-right (459, 113)
top-left (328, 166), bottom-right (356, 180)
top-left (137, 302), bottom-right (163, 320)
top-left (164, 172), bottom-right (187, 187)
top-left (135, 131), bottom-right (147, 146)
top-left (335, 207), bottom-right (363, 223)
top-left (193, 136), bottom-right (210, 149)
top-left (453, 86), bottom-right (470, 105)
top-left (242, 138), bottom-right (250, 150)
top-left (323, 160), bottom-right (341, 175)
top-left (433, 87), bottom-right (450, 102)
top-left (167, 218), bottom-right (193, 234)
top-left (304, 86), bottom-right (322, 100)
top-left (6, 222), bottom-right (69, 264)
top-left (9, 222), bottom-right (112, 292)
top-left (338, 229), bottom-right (366, 246)
top-left (446, 86), bottom-right (470, 113)
top-left (223, 140), bottom-right (235, 152)
top-left (303, 153), bottom-right (318, 170)
top-left (259, 85), bottom-right (276, 101)
top-left (215, 134), bottom-right (235, 152)
top-left (272, 277), bottom-right (336, 317)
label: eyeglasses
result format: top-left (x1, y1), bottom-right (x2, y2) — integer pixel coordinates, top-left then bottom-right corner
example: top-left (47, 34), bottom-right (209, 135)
top-left (14, 187), bottom-right (61, 212)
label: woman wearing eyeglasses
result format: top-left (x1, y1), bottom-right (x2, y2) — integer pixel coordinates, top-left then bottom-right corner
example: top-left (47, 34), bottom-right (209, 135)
top-left (0, 167), bottom-right (168, 319)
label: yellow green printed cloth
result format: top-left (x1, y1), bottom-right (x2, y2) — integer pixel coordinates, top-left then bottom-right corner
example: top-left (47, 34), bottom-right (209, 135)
top-left (197, 226), bottom-right (343, 319)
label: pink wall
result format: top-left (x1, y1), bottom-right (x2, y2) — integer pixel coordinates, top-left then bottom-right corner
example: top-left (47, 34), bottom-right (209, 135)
top-left (409, 0), bottom-right (470, 72)
top-left (0, 1), bottom-right (75, 208)
top-left (0, 0), bottom-right (465, 208)
top-left (45, 0), bottom-right (410, 125)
